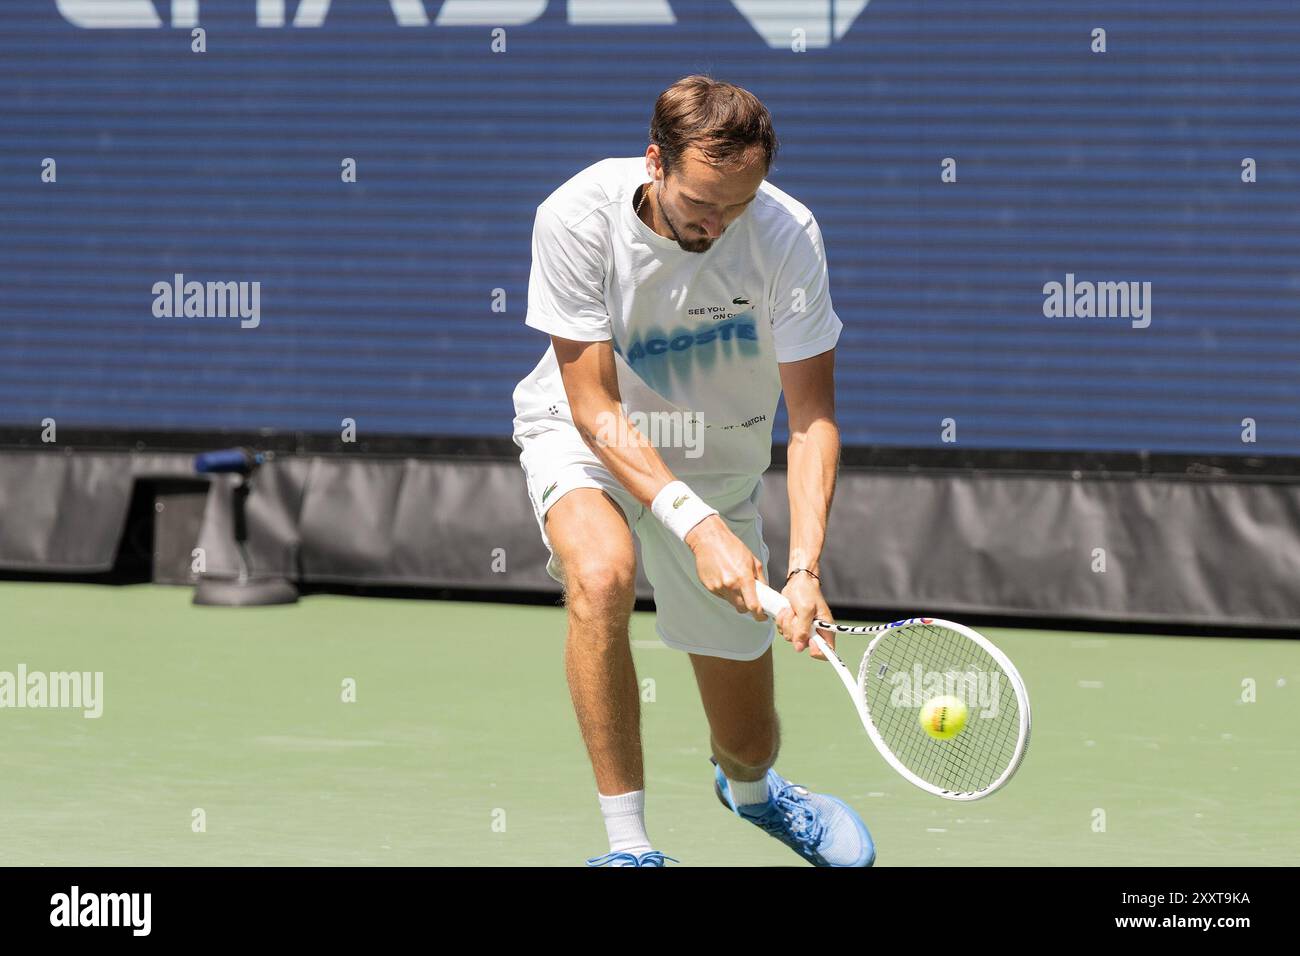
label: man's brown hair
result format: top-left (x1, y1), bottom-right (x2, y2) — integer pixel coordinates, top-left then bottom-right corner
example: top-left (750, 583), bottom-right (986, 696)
top-left (648, 75), bottom-right (779, 176)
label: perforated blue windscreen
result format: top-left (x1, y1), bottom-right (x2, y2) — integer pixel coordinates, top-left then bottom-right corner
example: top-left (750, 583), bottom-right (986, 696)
top-left (1, 1), bottom-right (1296, 454)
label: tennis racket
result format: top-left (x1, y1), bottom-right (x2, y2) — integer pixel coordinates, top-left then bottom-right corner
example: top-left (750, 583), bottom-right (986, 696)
top-left (756, 581), bottom-right (1030, 801)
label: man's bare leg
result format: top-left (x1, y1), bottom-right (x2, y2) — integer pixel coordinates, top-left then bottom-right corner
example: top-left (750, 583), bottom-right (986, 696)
top-left (689, 648), bottom-right (780, 791)
top-left (690, 647), bottom-right (876, 866)
top-left (545, 488), bottom-right (642, 796)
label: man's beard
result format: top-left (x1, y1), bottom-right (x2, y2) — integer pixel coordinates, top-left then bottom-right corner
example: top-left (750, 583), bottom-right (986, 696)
top-left (660, 200), bottom-right (716, 253)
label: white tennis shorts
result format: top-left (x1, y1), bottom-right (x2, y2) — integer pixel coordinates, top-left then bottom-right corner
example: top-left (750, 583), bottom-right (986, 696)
top-left (516, 426), bottom-right (776, 661)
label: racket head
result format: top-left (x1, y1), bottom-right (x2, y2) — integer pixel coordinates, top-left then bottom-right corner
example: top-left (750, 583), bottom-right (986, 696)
top-left (855, 618), bottom-right (1031, 801)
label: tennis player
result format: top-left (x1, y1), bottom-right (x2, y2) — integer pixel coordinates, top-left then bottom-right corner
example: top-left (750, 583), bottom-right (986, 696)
top-left (511, 75), bottom-right (874, 867)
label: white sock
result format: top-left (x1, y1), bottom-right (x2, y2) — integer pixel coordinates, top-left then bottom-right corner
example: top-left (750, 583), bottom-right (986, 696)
top-left (727, 774), bottom-right (770, 808)
top-left (598, 790), bottom-right (653, 856)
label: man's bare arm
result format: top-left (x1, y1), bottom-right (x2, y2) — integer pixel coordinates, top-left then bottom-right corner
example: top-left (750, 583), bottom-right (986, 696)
top-left (776, 348), bottom-right (840, 656)
top-left (552, 335), bottom-right (674, 505)
top-left (551, 335), bottom-right (767, 618)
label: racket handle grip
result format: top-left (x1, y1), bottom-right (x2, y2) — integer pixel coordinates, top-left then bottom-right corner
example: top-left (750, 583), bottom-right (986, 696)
top-left (755, 581), bottom-right (790, 618)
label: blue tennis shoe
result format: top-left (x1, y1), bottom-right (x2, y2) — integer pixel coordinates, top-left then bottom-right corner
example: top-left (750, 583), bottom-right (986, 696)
top-left (712, 758), bottom-right (875, 867)
top-left (586, 850), bottom-right (678, 867)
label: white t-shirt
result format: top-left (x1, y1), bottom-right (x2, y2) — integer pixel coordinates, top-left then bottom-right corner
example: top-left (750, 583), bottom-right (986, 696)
top-left (512, 156), bottom-right (842, 479)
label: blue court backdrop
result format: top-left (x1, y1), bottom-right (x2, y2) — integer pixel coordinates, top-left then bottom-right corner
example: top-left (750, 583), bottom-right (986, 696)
top-left (1, 0), bottom-right (1298, 455)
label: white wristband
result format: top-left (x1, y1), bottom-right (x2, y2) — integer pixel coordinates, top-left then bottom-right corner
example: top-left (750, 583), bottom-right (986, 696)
top-left (650, 481), bottom-right (719, 542)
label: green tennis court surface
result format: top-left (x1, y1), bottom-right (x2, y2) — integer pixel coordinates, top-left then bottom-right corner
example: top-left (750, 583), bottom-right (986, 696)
top-left (2, 582), bottom-right (1296, 866)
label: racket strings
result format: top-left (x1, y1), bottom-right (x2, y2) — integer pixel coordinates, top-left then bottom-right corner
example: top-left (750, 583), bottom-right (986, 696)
top-left (861, 623), bottom-right (1021, 795)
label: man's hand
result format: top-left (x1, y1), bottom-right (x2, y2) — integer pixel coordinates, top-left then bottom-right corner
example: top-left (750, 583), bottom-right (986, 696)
top-left (776, 571), bottom-right (835, 660)
top-left (685, 515), bottom-right (767, 621)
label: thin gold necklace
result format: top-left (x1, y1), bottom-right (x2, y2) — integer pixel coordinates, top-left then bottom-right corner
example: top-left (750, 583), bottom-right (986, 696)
top-left (635, 182), bottom-right (652, 220)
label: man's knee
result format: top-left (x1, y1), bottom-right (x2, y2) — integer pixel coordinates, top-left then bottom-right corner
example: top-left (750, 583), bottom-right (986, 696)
top-left (546, 490), bottom-right (637, 622)
top-left (561, 555), bottom-right (636, 621)
top-left (713, 719), bottom-right (780, 774)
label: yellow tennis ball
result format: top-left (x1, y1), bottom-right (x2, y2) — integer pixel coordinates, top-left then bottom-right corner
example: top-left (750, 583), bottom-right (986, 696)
top-left (919, 695), bottom-right (968, 740)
